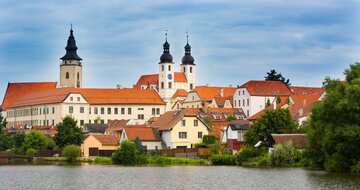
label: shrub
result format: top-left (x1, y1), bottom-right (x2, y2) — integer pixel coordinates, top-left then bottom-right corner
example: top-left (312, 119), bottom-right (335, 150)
top-left (194, 143), bottom-right (207, 148)
top-left (235, 146), bottom-right (263, 165)
top-left (62, 145), bottom-right (81, 162)
top-left (210, 155), bottom-right (235, 165)
top-left (203, 135), bottom-right (216, 145)
top-left (256, 154), bottom-right (270, 166)
top-left (209, 144), bottom-right (220, 154)
top-left (47, 141), bottom-right (56, 150)
top-left (270, 142), bottom-right (303, 167)
top-left (112, 140), bottom-right (138, 165)
top-left (351, 160), bottom-right (360, 174)
top-left (22, 131), bottom-right (48, 151)
top-left (26, 148), bottom-right (37, 157)
top-left (94, 157), bottom-right (112, 165)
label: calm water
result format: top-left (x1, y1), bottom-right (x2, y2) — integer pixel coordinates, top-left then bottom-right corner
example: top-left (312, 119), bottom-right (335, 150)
top-left (0, 165), bottom-right (359, 190)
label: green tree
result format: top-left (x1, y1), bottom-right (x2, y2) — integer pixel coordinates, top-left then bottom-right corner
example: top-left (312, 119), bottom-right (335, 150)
top-left (54, 116), bottom-right (83, 148)
top-left (245, 108), bottom-right (297, 147)
top-left (13, 131), bottom-right (25, 150)
top-left (62, 144), bottom-right (81, 162)
top-left (225, 114), bottom-right (237, 122)
top-left (265, 69), bottom-right (291, 86)
top-left (306, 63), bottom-right (360, 172)
top-left (276, 96), bottom-right (281, 104)
top-left (134, 137), bottom-right (147, 155)
top-left (0, 133), bottom-right (14, 151)
top-left (112, 140), bottom-right (138, 165)
top-left (22, 131), bottom-right (48, 151)
top-left (0, 108), bottom-right (7, 133)
top-left (265, 99), bottom-right (271, 107)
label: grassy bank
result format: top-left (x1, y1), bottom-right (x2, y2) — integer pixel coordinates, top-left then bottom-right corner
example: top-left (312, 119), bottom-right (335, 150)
top-left (93, 156), bottom-right (208, 166)
top-left (36, 157), bottom-right (93, 162)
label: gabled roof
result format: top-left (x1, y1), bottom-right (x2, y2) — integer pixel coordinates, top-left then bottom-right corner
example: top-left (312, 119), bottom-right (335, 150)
top-left (151, 109), bottom-right (208, 131)
top-left (208, 108), bottom-right (242, 121)
top-left (134, 72), bottom-right (188, 89)
top-left (228, 120), bottom-right (250, 130)
top-left (213, 95), bottom-right (227, 108)
top-left (91, 134), bottom-right (119, 146)
top-left (190, 86), bottom-right (236, 101)
top-left (7, 87), bottom-right (165, 108)
top-left (84, 124), bottom-right (108, 134)
top-left (106, 119), bottom-right (130, 132)
top-left (238, 80), bottom-right (292, 96)
top-left (247, 97), bottom-right (289, 121)
top-left (174, 72), bottom-right (187, 83)
top-left (2, 82), bottom-right (57, 110)
top-left (172, 89), bottom-right (188, 99)
top-left (123, 127), bottom-right (161, 141)
top-left (271, 134), bottom-right (307, 149)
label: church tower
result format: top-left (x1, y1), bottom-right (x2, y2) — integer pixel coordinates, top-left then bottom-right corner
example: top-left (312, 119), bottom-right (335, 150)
top-left (181, 34), bottom-right (196, 91)
top-left (158, 32), bottom-right (175, 102)
top-left (59, 26), bottom-right (83, 88)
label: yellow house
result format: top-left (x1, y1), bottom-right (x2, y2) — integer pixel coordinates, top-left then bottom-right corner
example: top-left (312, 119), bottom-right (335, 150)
top-left (81, 134), bottom-right (119, 157)
top-left (151, 109), bottom-right (210, 149)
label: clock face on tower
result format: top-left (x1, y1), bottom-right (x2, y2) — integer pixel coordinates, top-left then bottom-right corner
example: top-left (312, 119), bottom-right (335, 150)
top-left (168, 74), bottom-right (173, 80)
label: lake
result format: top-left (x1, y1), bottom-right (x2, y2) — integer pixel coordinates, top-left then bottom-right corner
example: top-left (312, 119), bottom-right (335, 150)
top-left (0, 165), bottom-right (359, 190)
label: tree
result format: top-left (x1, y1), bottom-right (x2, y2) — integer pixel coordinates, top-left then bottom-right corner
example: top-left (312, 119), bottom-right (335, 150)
top-left (22, 131), bottom-right (48, 151)
top-left (0, 133), bottom-right (14, 151)
top-left (0, 108), bottom-right (7, 133)
top-left (225, 114), bottom-right (237, 122)
top-left (306, 63), bottom-right (360, 172)
top-left (13, 131), bottom-right (26, 152)
top-left (265, 69), bottom-right (291, 86)
top-left (112, 140), bottom-right (138, 165)
top-left (54, 116), bottom-right (83, 148)
top-left (62, 144), bottom-right (81, 162)
top-left (134, 137), bottom-right (147, 155)
top-left (245, 108), bottom-right (297, 147)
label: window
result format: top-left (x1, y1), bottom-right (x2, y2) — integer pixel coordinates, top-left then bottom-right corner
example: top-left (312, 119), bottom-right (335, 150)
top-left (128, 108), bottom-right (132, 115)
top-left (238, 91), bottom-right (241, 96)
top-left (190, 83), bottom-right (193, 90)
top-left (162, 65), bottom-right (164, 71)
top-left (181, 119), bottom-right (186, 126)
top-left (101, 108), bottom-right (104, 114)
top-left (190, 67), bottom-right (193, 73)
top-left (243, 90), bottom-right (245, 95)
top-left (80, 107), bottom-right (84, 113)
top-left (66, 72), bottom-right (69, 79)
top-left (89, 120), bottom-right (91, 124)
top-left (168, 82), bottom-right (172, 89)
top-left (179, 132), bottom-right (187, 139)
top-left (138, 114), bottom-right (144, 119)
top-left (247, 110), bottom-right (249, 117)
top-left (52, 120), bottom-right (54, 126)
top-left (152, 108), bottom-right (156, 115)
top-left (234, 100), bottom-right (236, 107)
top-left (77, 97), bottom-right (80, 101)
top-left (80, 120), bottom-right (84, 126)
top-left (39, 108), bottom-right (42, 115)
top-left (69, 106), bottom-right (73, 113)
top-left (121, 108), bottom-right (125, 114)
top-left (168, 65), bottom-right (171, 71)
top-left (70, 97), bottom-right (73, 101)
top-left (101, 120), bottom-right (104, 124)
top-left (183, 67), bottom-right (186, 72)
top-left (247, 99), bottom-right (250, 106)
top-left (77, 72), bottom-right (80, 81)
top-left (108, 108), bottom-right (111, 114)
top-left (52, 107), bottom-right (55, 114)
top-left (156, 108), bottom-right (160, 115)
top-left (194, 120), bottom-right (198, 126)
top-left (89, 107), bottom-right (91, 114)
top-left (198, 132), bottom-right (203, 139)
top-left (94, 107), bottom-right (98, 114)
top-left (161, 82), bottom-right (164, 89)
top-left (243, 99), bottom-right (245, 106)
top-left (138, 108), bottom-right (144, 110)
top-left (238, 131), bottom-right (245, 142)
top-left (238, 100), bottom-right (241, 107)
top-left (114, 108), bottom-right (118, 114)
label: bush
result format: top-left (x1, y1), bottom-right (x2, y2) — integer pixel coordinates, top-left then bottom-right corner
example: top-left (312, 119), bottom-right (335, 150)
top-left (194, 143), bottom-right (207, 148)
top-left (203, 135), bottom-right (216, 145)
top-left (351, 160), bottom-right (360, 174)
top-left (22, 131), bottom-right (48, 151)
top-left (47, 141), bottom-right (56, 150)
top-left (270, 142), bottom-right (303, 167)
top-left (62, 145), bottom-right (81, 162)
top-left (112, 140), bottom-right (138, 165)
top-left (94, 157), bottom-right (112, 165)
top-left (235, 146), bottom-right (263, 165)
top-left (26, 148), bottom-right (37, 157)
top-left (209, 144), bottom-right (220, 154)
top-left (210, 155), bottom-right (235, 165)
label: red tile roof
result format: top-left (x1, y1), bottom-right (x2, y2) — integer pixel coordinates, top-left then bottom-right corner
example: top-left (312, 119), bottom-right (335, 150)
top-left (134, 72), bottom-right (188, 89)
top-left (172, 89), bottom-right (188, 99)
top-left (239, 80), bottom-right (292, 96)
top-left (8, 87), bottom-right (165, 108)
top-left (191, 86), bottom-right (236, 101)
top-left (208, 108), bottom-right (242, 121)
top-left (106, 119), bottom-right (130, 132)
top-left (92, 134), bottom-right (119, 146)
top-left (174, 72), bottom-right (187, 83)
top-left (271, 134), bottom-right (307, 149)
top-left (213, 95), bottom-right (227, 107)
top-left (123, 127), bottom-right (161, 141)
top-left (1, 82), bottom-right (57, 110)
top-left (247, 97), bottom-right (289, 121)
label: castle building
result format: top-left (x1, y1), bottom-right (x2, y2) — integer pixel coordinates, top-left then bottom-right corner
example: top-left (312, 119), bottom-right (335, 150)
top-left (134, 33), bottom-right (196, 106)
top-left (1, 27), bottom-right (166, 128)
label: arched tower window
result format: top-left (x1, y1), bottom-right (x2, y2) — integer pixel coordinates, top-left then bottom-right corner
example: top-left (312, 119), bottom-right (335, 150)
top-left (77, 72), bottom-right (80, 81)
top-left (190, 67), bottom-right (193, 73)
top-left (66, 72), bottom-right (69, 79)
top-left (162, 65), bottom-right (164, 71)
top-left (168, 65), bottom-right (171, 71)
top-left (183, 67), bottom-right (186, 72)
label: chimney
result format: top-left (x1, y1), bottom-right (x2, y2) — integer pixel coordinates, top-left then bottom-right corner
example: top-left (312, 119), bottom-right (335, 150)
top-left (220, 88), bottom-right (224, 97)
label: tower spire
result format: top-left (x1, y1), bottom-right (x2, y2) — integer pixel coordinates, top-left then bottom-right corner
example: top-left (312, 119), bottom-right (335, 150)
top-left (160, 29), bottom-right (173, 63)
top-left (181, 31), bottom-right (195, 65)
top-left (60, 25), bottom-right (82, 60)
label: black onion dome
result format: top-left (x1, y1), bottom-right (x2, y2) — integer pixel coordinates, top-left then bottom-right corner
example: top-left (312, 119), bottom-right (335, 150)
top-left (181, 42), bottom-right (195, 65)
top-left (160, 40), bottom-right (173, 63)
top-left (60, 28), bottom-right (82, 60)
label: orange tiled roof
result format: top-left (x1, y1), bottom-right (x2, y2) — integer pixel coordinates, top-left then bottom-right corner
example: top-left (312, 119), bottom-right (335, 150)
top-left (151, 109), bottom-right (205, 131)
top-left (239, 80), bottom-right (292, 96)
top-left (1, 82), bottom-right (57, 110)
top-left (172, 89), bottom-right (188, 99)
top-left (208, 108), bottom-right (242, 121)
top-left (210, 121), bottom-right (230, 139)
top-left (92, 134), bottom-right (119, 146)
top-left (124, 127), bottom-right (161, 141)
top-left (8, 88), bottom-right (165, 108)
top-left (191, 86), bottom-right (236, 101)
top-left (213, 95), bottom-right (227, 107)
top-left (134, 72), bottom-right (188, 89)
top-left (106, 119), bottom-right (130, 132)
top-left (271, 134), bottom-right (307, 149)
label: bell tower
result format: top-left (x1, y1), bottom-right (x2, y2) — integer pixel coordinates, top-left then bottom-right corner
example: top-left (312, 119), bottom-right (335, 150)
top-left (59, 25), bottom-right (83, 88)
top-left (158, 31), bottom-right (175, 102)
top-left (181, 34), bottom-right (196, 91)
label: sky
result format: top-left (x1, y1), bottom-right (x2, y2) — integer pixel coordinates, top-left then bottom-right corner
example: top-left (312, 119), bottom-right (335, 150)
top-left (0, 0), bottom-right (359, 101)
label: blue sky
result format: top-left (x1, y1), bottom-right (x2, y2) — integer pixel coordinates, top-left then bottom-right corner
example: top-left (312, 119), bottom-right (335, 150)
top-left (1, 0), bottom-right (359, 100)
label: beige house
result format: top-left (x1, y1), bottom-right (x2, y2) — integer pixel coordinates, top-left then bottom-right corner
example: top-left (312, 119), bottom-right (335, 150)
top-left (151, 109), bottom-right (210, 149)
top-left (81, 134), bottom-right (119, 157)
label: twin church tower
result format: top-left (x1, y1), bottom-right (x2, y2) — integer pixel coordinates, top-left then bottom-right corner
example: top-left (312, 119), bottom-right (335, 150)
top-left (59, 27), bottom-right (196, 102)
